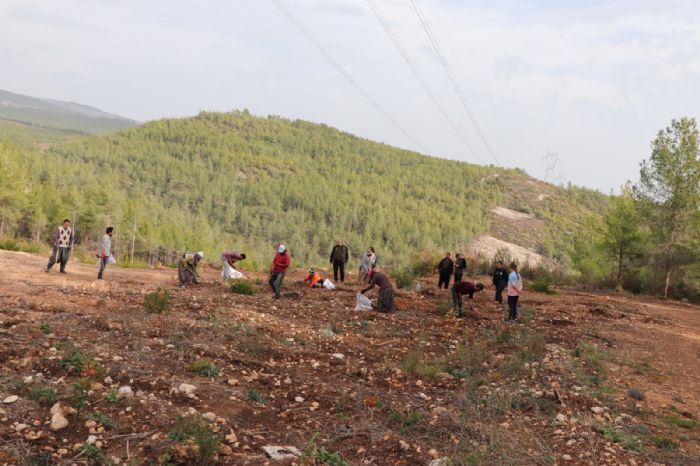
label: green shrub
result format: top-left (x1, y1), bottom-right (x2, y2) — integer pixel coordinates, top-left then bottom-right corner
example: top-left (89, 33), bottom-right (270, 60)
top-left (60, 349), bottom-right (103, 377)
top-left (393, 268), bottom-right (415, 289)
top-left (187, 359), bottom-right (219, 377)
top-left (530, 273), bottom-right (556, 294)
top-left (229, 280), bottom-right (254, 295)
top-left (88, 412), bottom-right (116, 429)
top-left (245, 389), bottom-right (263, 403)
top-left (300, 432), bottom-right (349, 466)
top-left (79, 443), bottom-right (102, 460)
top-left (144, 287), bottom-right (171, 314)
top-left (27, 385), bottom-right (59, 405)
top-left (169, 415), bottom-right (222, 464)
top-left (627, 388), bottom-right (645, 401)
top-left (664, 416), bottom-right (697, 429)
top-left (651, 435), bottom-right (679, 449)
top-left (39, 322), bottom-right (52, 335)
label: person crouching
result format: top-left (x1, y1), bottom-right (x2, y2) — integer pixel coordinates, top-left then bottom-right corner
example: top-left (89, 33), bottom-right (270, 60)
top-left (178, 251), bottom-right (203, 287)
top-left (451, 280), bottom-right (484, 317)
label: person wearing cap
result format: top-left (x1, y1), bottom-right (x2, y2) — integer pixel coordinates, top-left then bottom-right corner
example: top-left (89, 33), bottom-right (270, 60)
top-left (268, 244), bottom-right (290, 299)
top-left (304, 268), bottom-right (323, 288)
top-left (178, 251), bottom-right (203, 287)
top-left (451, 280), bottom-right (485, 317)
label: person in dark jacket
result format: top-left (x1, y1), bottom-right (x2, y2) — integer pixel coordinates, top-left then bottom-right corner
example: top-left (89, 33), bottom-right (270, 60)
top-left (492, 260), bottom-right (509, 304)
top-left (436, 252), bottom-right (454, 289)
top-left (329, 239), bottom-right (349, 283)
top-left (361, 268), bottom-right (394, 312)
top-left (452, 280), bottom-right (485, 317)
top-left (454, 253), bottom-right (467, 283)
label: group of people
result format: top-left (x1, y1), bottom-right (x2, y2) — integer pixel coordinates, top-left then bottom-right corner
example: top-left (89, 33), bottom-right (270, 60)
top-left (43, 220), bottom-right (523, 321)
top-left (45, 220), bottom-right (114, 280)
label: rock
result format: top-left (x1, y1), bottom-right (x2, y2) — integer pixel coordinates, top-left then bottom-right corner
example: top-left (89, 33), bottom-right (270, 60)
top-left (309, 401), bottom-right (320, 411)
top-left (591, 406), bottom-right (604, 414)
top-left (104, 376), bottom-right (113, 384)
top-left (118, 386), bottom-right (134, 399)
top-left (428, 458), bottom-right (451, 466)
top-left (202, 412), bottom-right (216, 422)
top-left (262, 445), bottom-right (301, 460)
top-left (23, 376), bottom-right (33, 384)
top-left (556, 413), bottom-right (567, 423)
top-left (562, 454), bottom-right (572, 461)
top-left (435, 372), bottom-right (455, 381)
top-left (14, 423), bottom-right (28, 432)
top-left (86, 435), bottom-right (97, 445)
top-left (432, 407), bottom-right (448, 416)
top-left (331, 353), bottom-right (345, 360)
top-left (227, 379), bottom-right (239, 386)
top-left (225, 430), bottom-right (238, 444)
top-left (50, 412), bottom-right (69, 431)
top-left (178, 383), bottom-right (197, 395)
top-left (3, 395), bottom-right (18, 404)
top-left (399, 439), bottom-right (410, 450)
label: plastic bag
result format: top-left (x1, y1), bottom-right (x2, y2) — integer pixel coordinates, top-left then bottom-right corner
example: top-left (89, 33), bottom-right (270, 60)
top-left (354, 293), bottom-right (372, 311)
top-left (222, 267), bottom-right (244, 280)
top-left (107, 255), bottom-right (116, 265)
top-left (322, 279), bottom-right (335, 290)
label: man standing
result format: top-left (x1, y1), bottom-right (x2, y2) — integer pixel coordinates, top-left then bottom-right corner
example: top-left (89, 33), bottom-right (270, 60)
top-left (269, 244), bottom-right (290, 299)
top-left (454, 253), bottom-right (467, 283)
top-left (361, 268), bottom-right (395, 312)
top-left (492, 261), bottom-right (509, 304)
top-left (451, 280), bottom-right (484, 317)
top-left (220, 251), bottom-right (246, 279)
top-left (436, 252), bottom-right (454, 289)
top-left (97, 227), bottom-right (113, 280)
top-left (329, 239), bottom-right (349, 283)
top-left (46, 219), bottom-right (74, 274)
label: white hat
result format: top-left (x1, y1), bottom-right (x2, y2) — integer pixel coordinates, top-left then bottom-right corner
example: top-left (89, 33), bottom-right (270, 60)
top-left (195, 251), bottom-right (204, 258)
top-left (277, 244), bottom-right (286, 253)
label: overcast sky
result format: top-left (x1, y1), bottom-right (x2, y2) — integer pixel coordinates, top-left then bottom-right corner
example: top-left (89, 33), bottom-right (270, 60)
top-left (2, 0), bottom-right (699, 192)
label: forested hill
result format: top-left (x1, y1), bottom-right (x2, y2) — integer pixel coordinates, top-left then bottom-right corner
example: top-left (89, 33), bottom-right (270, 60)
top-left (0, 110), bottom-right (608, 268)
top-left (0, 89), bottom-right (138, 135)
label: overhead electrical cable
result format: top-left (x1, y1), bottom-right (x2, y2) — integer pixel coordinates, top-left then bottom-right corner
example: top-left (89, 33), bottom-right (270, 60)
top-left (365, 0), bottom-right (485, 163)
top-left (270, 0), bottom-right (427, 153)
top-left (409, 0), bottom-right (500, 165)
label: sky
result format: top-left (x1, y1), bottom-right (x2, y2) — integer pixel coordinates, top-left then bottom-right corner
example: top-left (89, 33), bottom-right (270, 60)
top-left (1, 0), bottom-right (699, 192)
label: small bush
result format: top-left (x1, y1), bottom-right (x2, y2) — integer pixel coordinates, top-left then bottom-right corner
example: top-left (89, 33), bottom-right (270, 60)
top-left (388, 410), bottom-right (424, 435)
top-left (627, 388), bottom-right (646, 401)
top-left (393, 268), bottom-right (416, 289)
top-left (187, 359), bottom-right (220, 377)
top-left (80, 443), bottom-right (102, 460)
top-left (600, 426), bottom-right (643, 452)
top-left (144, 288), bottom-right (171, 314)
top-left (300, 432), bottom-right (349, 466)
top-left (651, 435), bottom-right (679, 449)
top-left (664, 416), bottom-right (697, 430)
top-left (530, 275), bottom-right (555, 294)
top-left (60, 349), bottom-right (103, 377)
top-left (72, 378), bottom-right (91, 410)
top-left (169, 415), bottom-right (222, 464)
top-left (229, 280), bottom-right (254, 295)
top-left (39, 322), bottom-right (52, 335)
top-left (27, 385), bottom-right (59, 405)
top-left (245, 389), bottom-right (263, 403)
top-left (88, 412), bottom-right (116, 429)
top-left (105, 389), bottom-right (119, 403)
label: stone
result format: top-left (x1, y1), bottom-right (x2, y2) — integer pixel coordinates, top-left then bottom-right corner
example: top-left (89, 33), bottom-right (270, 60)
top-left (309, 401), bottom-right (320, 411)
top-left (556, 413), bottom-right (567, 423)
top-left (3, 395), bottom-right (18, 404)
top-left (591, 406), bottom-right (604, 414)
top-left (104, 376), bottom-right (113, 384)
top-left (202, 412), bottom-right (216, 422)
top-left (86, 435), bottom-right (97, 445)
top-left (262, 445), bottom-right (301, 459)
top-left (428, 458), bottom-right (451, 466)
top-left (562, 454), bottom-right (573, 461)
top-left (294, 396), bottom-right (305, 403)
top-left (50, 412), bottom-right (69, 431)
top-left (23, 376), bottom-right (33, 384)
top-left (118, 386), bottom-right (134, 399)
top-left (178, 383), bottom-right (197, 395)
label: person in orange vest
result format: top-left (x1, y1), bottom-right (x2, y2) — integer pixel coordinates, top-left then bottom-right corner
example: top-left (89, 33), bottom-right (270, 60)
top-left (304, 268), bottom-right (323, 288)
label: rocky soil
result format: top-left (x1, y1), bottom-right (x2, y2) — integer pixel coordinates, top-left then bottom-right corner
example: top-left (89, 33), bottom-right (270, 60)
top-left (0, 249), bottom-right (698, 465)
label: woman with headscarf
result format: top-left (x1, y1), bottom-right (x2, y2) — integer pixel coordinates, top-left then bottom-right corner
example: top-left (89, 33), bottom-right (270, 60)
top-left (178, 251), bottom-right (203, 287)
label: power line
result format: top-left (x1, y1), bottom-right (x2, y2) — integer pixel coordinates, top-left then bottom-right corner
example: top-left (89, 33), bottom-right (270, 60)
top-left (270, 0), bottom-right (427, 153)
top-left (365, 0), bottom-right (485, 164)
top-left (410, 0), bottom-right (500, 165)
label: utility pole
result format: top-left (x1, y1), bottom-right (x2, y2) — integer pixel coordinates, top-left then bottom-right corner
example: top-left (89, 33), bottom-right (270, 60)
top-left (70, 208), bottom-right (77, 260)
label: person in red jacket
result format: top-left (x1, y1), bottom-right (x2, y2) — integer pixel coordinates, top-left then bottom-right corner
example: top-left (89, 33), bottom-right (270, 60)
top-left (268, 244), bottom-right (291, 299)
top-left (452, 280), bottom-right (485, 317)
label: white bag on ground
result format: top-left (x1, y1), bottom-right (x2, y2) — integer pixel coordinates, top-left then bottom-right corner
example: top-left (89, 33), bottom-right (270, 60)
top-left (222, 267), bottom-right (244, 280)
top-left (322, 279), bottom-right (335, 290)
top-left (354, 293), bottom-right (372, 311)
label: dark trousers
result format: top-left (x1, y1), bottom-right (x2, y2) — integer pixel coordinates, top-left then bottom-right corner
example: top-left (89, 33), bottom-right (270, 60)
top-left (438, 272), bottom-right (451, 289)
top-left (508, 295), bottom-right (519, 321)
top-left (495, 283), bottom-right (507, 303)
top-left (454, 272), bottom-right (463, 283)
top-left (47, 246), bottom-right (69, 272)
top-left (451, 287), bottom-right (463, 316)
top-left (269, 272), bottom-right (285, 298)
top-left (97, 256), bottom-right (108, 279)
top-left (332, 262), bottom-right (345, 282)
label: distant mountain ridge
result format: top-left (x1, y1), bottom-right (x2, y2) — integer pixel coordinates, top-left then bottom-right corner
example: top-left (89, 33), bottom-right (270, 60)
top-left (0, 89), bottom-right (139, 134)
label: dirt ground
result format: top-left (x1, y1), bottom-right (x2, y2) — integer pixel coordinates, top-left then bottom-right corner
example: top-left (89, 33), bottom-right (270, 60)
top-left (0, 249), bottom-right (698, 465)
